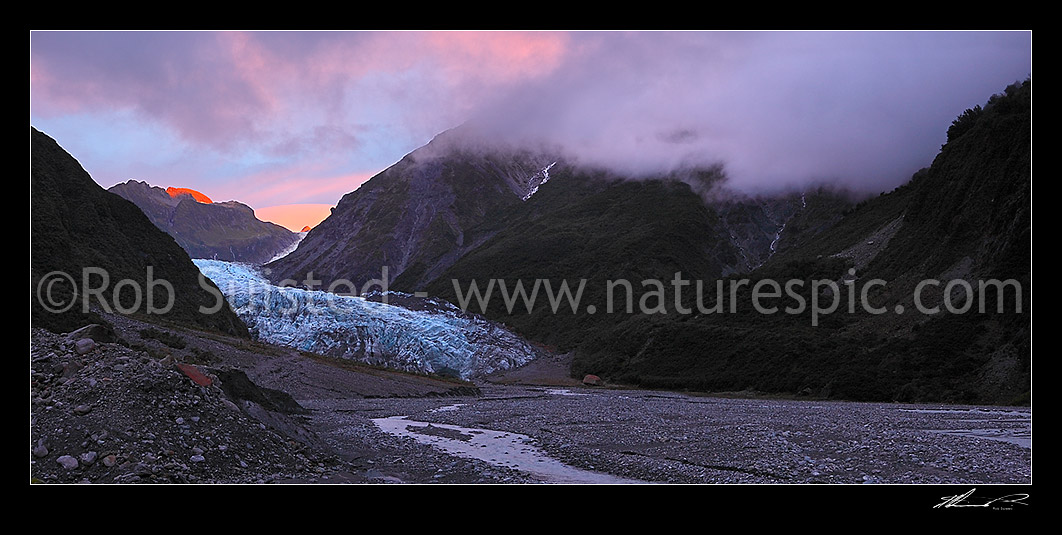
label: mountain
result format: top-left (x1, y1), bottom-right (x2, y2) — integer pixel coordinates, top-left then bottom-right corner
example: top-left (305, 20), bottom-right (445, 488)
top-left (109, 180), bottom-right (298, 264)
top-left (266, 128), bottom-right (559, 291)
top-left (407, 81), bottom-right (1029, 404)
top-left (567, 79), bottom-right (1031, 403)
top-left (262, 80), bottom-right (1027, 404)
top-left (420, 164), bottom-right (853, 350)
top-left (165, 186), bottom-right (212, 203)
top-left (259, 121), bottom-right (853, 383)
top-left (31, 127), bottom-right (248, 337)
top-left (268, 122), bottom-right (849, 292)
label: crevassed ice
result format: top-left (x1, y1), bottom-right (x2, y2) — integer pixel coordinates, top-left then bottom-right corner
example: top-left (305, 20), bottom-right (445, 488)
top-left (194, 259), bottom-right (539, 379)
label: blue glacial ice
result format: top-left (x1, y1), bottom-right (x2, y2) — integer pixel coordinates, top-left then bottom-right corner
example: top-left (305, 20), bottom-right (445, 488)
top-left (194, 259), bottom-right (540, 379)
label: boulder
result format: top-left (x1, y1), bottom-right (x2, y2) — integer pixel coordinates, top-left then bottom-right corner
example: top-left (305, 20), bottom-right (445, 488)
top-left (582, 374), bottom-right (602, 386)
top-left (61, 361), bottom-right (82, 379)
top-left (56, 455), bottom-right (79, 470)
top-left (176, 363), bottom-right (213, 386)
top-left (32, 443), bottom-right (49, 458)
top-left (74, 338), bottom-right (96, 355)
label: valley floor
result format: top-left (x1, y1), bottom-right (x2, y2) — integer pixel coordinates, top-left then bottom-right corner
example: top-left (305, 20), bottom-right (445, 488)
top-left (30, 315), bottom-right (1031, 485)
top-left (296, 385), bottom-right (1031, 484)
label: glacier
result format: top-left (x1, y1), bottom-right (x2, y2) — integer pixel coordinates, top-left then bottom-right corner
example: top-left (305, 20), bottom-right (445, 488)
top-left (266, 230), bottom-right (308, 264)
top-left (194, 259), bottom-right (541, 379)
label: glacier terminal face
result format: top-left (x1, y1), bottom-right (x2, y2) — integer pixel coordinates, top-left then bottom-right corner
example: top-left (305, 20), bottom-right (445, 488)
top-left (194, 259), bottom-right (540, 379)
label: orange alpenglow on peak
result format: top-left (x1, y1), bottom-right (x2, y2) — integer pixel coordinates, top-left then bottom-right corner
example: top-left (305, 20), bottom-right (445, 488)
top-left (301, 226), bottom-right (312, 232)
top-left (166, 187), bottom-right (213, 204)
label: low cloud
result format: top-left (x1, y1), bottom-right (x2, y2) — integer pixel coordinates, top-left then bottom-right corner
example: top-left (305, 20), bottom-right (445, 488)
top-left (460, 31), bottom-right (1031, 194)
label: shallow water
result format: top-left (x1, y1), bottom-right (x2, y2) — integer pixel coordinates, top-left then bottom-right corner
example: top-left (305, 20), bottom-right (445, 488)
top-left (544, 389), bottom-right (589, 396)
top-left (897, 407), bottom-right (1031, 449)
top-left (899, 408), bottom-right (1028, 417)
top-left (371, 413), bottom-right (642, 484)
top-left (428, 403), bottom-right (466, 413)
top-left (927, 428), bottom-right (1032, 449)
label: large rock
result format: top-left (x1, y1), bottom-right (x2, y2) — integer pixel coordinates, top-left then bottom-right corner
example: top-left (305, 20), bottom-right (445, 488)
top-left (74, 338), bottom-right (96, 355)
top-left (176, 364), bottom-right (213, 387)
top-left (32, 442), bottom-right (49, 458)
top-left (582, 374), bottom-right (602, 386)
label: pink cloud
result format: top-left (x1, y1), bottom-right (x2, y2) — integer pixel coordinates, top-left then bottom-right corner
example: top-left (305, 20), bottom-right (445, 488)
top-left (31, 31), bottom-right (574, 152)
top-left (31, 32), bottom-right (276, 150)
top-left (32, 31), bottom-right (1030, 199)
top-left (425, 31), bottom-right (569, 84)
top-left (222, 31), bottom-right (285, 112)
top-left (214, 166), bottom-right (377, 208)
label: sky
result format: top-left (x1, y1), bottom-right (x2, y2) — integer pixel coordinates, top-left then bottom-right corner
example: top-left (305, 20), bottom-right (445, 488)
top-left (30, 30), bottom-right (1031, 231)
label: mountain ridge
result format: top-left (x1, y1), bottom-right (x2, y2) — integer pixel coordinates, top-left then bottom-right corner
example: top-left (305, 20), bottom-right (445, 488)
top-left (266, 126), bottom-right (560, 291)
top-left (567, 79), bottom-right (1031, 403)
top-left (109, 180), bottom-right (298, 264)
top-left (31, 127), bottom-right (249, 337)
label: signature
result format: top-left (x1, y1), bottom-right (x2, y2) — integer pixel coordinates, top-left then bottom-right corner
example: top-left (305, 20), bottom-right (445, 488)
top-left (934, 488), bottom-right (1029, 509)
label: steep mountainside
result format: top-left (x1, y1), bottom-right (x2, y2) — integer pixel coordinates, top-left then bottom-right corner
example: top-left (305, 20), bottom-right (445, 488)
top-left (711, 186), bottom-right (853, 273)
top-left (270, 123), bottom-right (849, 295)
top-left (30, 127), bottom-right (248, 337)
top-left (422, 165), bottom-right (851, 351)
top-left (569, 80), bottom-right (1031, 403)
top-left (261, 80), bottom-right (1027, 404)
top-left (109, 180), bottom-right (297, 264)
top-left (266, 128), bottom-right (558, 291)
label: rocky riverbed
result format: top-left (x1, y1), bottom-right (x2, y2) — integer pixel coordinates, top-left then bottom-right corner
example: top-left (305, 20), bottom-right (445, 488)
top-left (30, 317), bottom-right (1031, 485)
top-left (299, 387), bottom-right (1030, 484)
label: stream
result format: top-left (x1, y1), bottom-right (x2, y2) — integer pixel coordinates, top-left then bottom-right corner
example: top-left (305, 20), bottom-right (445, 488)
top-left (372, 407), bottom-right (643, 484)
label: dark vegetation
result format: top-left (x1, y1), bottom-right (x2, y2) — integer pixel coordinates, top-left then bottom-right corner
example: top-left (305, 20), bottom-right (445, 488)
top-left (30, 78), bottom-right (1029, 405)
top-left (424, 168), bottom-right (734, 350)
top-left (30, 127), bottom-right (249, 338)
top-left (426, 80), bottom-right (1031, 404)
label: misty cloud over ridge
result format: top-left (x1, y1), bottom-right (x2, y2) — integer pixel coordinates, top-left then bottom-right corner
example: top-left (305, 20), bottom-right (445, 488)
top-left (460, 32), bottom-right (1031, 194)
